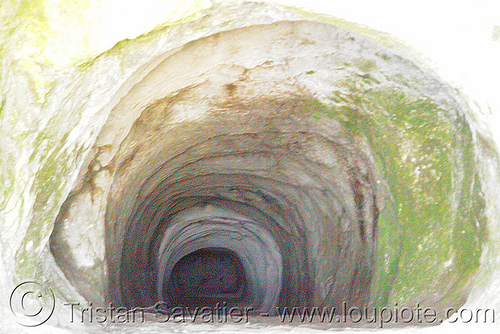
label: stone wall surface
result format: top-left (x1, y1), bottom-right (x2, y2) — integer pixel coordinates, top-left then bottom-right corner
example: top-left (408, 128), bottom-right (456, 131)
top-left (0, 1), bottom-right (499, 333)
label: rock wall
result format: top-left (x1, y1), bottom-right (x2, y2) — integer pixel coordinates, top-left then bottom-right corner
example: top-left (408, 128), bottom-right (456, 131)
top-left (0, 1), bottom-right (497, 331)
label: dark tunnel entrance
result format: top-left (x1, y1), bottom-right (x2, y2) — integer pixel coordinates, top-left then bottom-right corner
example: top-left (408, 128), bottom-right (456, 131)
top-left (166, 247), bottom-right (247, 308)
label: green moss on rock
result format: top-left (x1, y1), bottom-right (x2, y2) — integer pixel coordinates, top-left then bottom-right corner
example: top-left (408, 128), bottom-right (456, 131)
top-left (302, 77), bottom-right (486, 309)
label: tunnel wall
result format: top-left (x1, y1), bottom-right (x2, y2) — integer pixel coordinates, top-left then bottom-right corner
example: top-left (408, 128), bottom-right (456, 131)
top-left (49, 16), bottom-right (486, 313)
top-left (0, 1), bottom-right (497, 330)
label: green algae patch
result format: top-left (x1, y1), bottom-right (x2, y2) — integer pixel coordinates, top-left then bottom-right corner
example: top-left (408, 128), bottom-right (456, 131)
top-left (15, 143), bottom-right (87, 278)
top-left (303, 79), bottom-right (486, 309)
top-left (284, 5), bottom-right (410, 50)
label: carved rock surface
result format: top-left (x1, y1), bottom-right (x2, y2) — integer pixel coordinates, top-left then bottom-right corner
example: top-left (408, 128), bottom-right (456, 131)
top-left (0, 1), bottom-right (498, 332)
